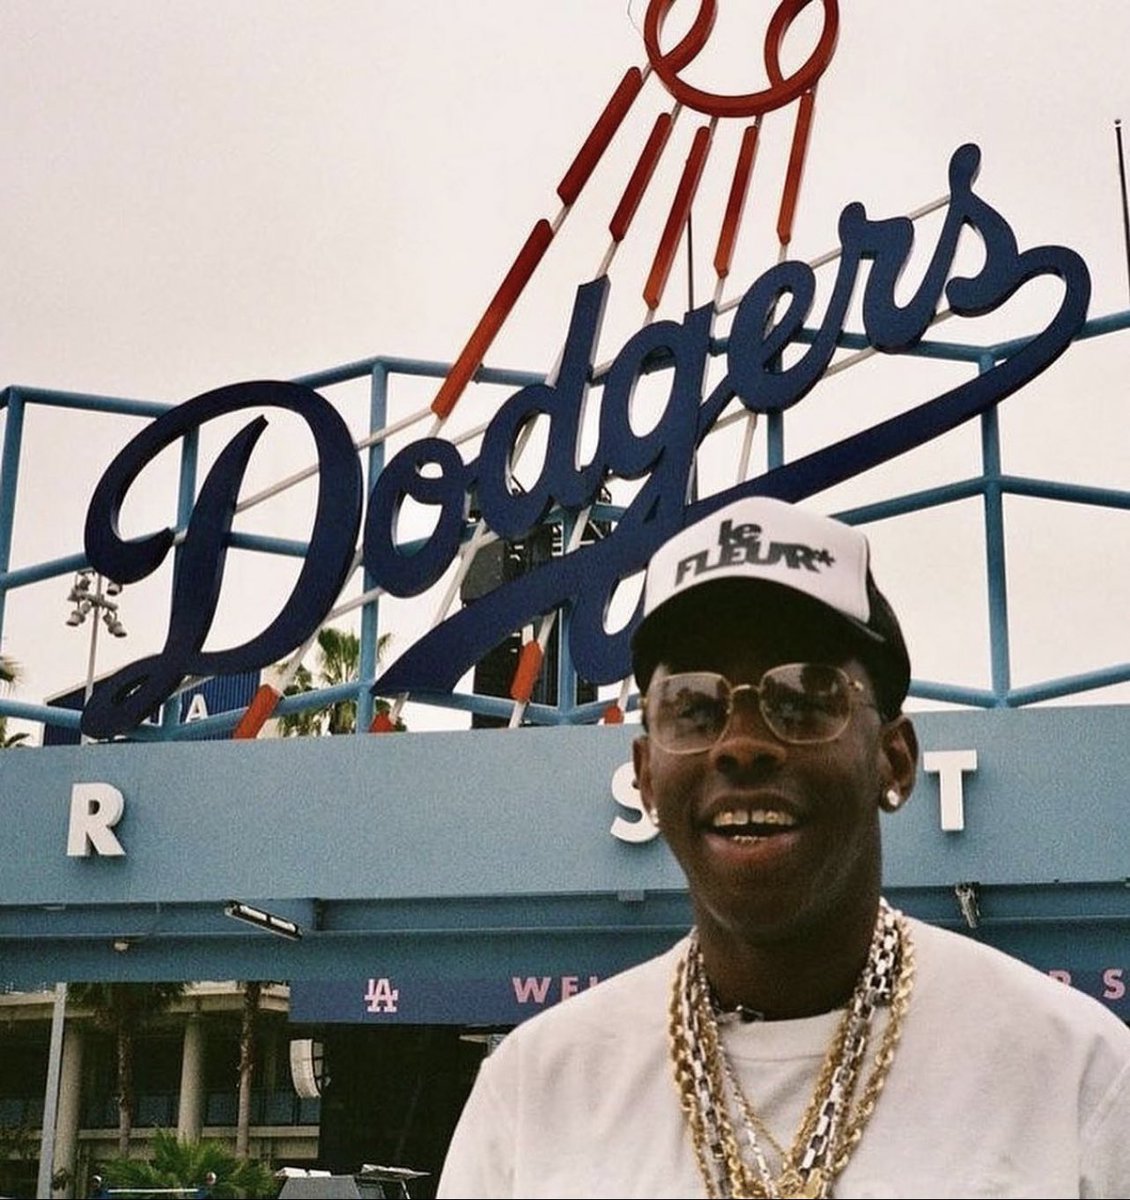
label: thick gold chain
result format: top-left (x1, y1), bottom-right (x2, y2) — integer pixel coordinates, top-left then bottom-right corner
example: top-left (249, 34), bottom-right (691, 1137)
top-left (825, 914), bottom-right (916, 1176)
top-left (669, 905), bottom-right (915, 1198)
top-left (669, 953), bottom-right (754, 1196)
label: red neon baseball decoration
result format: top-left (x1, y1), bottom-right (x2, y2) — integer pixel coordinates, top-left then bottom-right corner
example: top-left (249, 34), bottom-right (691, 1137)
top-left (431, 0), bottom-right (840, 421)
top-left (643, 0), bottom-right (839, 117)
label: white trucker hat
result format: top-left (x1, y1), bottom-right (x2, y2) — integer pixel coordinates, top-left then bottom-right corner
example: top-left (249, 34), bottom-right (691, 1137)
top-left (631, 496), bottom-right (910, 713)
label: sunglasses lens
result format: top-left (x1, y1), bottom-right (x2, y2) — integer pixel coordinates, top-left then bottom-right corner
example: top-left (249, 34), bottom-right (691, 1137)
top-left (761, 663), bottom-right (850, 743)
top-left (648, 672), bottom-right (730, 753)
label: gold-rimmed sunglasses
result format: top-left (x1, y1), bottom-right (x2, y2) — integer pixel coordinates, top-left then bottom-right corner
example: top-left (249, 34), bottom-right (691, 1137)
top-left (641, 662), bottom-right (878, 754)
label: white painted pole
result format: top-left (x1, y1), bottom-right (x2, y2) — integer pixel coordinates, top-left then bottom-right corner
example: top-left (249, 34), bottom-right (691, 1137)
top-left (36, 981), bottom-right (67, 1199)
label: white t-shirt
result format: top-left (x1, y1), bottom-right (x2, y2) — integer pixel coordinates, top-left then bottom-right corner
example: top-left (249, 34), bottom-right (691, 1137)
top-left (437, 917), bottom-right (1130, 1198)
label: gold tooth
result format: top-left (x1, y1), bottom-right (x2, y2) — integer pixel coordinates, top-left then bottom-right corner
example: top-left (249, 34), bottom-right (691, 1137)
top-left (711, 808), bottom-right (796, 829)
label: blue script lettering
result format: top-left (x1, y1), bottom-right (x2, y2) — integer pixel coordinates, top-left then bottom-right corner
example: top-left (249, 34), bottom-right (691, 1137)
top-left (82, 146), bottom-right (1090, 732)
top-left (373, 144), bottom-right (1089, 695)
top-left (367, 274), bottom-right (710, 687)
top-left (82, 381), bottom-right (362, 738)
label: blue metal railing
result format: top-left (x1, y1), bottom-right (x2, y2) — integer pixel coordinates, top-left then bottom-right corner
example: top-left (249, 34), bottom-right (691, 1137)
top-left (2, 309), bottom-right (1129, 741)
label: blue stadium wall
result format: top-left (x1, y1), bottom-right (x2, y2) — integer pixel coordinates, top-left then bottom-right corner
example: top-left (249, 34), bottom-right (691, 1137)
top-left (1, 705), bottom-right (1127, 1025)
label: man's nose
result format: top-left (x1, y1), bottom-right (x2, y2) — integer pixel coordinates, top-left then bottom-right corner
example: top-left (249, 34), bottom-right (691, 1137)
top-left (709, 689), bottom-right (787, 772)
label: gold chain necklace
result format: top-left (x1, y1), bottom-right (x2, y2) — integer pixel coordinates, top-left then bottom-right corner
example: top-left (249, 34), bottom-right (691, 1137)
top-left (668, 901), bottom-right (915, 1199)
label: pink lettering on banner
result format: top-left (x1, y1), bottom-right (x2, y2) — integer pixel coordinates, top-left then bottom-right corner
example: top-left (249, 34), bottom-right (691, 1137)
top-left (1103, 968), bottom-right (1126, 1001)
top-left (512, 974), bottom-right (603, 1005)
top-left (512, 977), bottom-right (552, 1004)
top-left (561, 975), bottom-right (601, 999)
top-left (364, 977), bottom-right (400, 1013)
top-left (1044, 967), bottom-right (1129, 1011)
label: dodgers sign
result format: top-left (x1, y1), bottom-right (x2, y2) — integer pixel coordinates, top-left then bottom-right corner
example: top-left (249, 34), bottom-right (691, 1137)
top-left (82, 144), bottom-right (1089, 738)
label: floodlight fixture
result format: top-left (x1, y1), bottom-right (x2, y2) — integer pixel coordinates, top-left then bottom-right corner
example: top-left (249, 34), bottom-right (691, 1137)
top-left (65, 571), bottom-right (127, 636)
top-left (102, 609), bottom-right (128, 637)
top-left (224, 900), bottom-right (303, 940)
top-left (65, 572), bottom-right (130, 721)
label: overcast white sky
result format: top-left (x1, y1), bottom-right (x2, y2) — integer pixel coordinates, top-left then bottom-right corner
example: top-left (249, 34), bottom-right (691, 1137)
top-left (2, 1), bottom-right (1129, 738)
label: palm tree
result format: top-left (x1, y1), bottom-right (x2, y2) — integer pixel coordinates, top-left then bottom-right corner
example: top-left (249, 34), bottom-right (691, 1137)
top-left (276, 657), bottom-right (322, 737)
top-left (317, 627), bottom-right (361, 734)
top-left (69, 983), bottom-right (187, 1155)
top-left (277, 627), bottom-right (403, 736)
top-left (235, 981), bottom-right (264, 1160)
top-left (0, 654), bottom-right (28, 748)
top-left (98, 1128), bottom-right (276, 1198)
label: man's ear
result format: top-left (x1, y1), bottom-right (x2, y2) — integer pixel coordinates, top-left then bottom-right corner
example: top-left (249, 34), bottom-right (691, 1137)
top-left (880, 715), bottom-right (919, 808)
top-left (632, 735), bottom-right (663, 827)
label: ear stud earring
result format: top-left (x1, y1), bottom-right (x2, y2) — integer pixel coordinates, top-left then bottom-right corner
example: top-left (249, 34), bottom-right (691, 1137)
top-left (882, 787), bottom-right (903, 812)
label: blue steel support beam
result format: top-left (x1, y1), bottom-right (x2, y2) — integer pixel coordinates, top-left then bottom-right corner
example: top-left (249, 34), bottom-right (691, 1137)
top-left (979, 354), bottom-right (1012, 706)
top-left (834, 477), bottom-right (986, 525)
top-left (556, 510), bottom-right (578, 719)
top-left (1, 552), bottom-right (92, 590)
top-left (998, 476), bottom-right (1130, 509)
top-left (1007, 663), bottom-right (1130, 706)
top-left (0, 390), bottom-right (26, 649)
top-left (0, 386), bottom-right (169, 419)
top-left (296, 355), bottom-right (545, 393)
top-left (767, 409), bottom-right (785, 470)
top-left (358, 362), bottom-right (390, 732)
top-left (0, 698), bottom-right (82, 730)
top-left (161, 428), bottom-right (201, 731)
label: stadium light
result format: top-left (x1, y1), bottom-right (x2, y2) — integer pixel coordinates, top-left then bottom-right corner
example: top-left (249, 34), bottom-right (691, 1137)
top-left (224, 901), bottom-right (303, 940)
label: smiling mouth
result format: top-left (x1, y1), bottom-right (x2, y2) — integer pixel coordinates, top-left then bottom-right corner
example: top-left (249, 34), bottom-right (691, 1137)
top-left (709, 808), bottom-right (798, 841)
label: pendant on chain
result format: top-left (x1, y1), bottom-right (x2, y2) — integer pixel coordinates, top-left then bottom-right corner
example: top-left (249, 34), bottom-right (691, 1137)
top-left (776, 1165), bottom-right (824, 1198)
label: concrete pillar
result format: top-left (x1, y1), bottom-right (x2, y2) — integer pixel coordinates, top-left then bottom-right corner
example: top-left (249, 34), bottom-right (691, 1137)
top-left (51, 1024), bottom-right (83, 1199)
top-left (176, 1012), bottom-right (205, 1142)
top-left (262, 1025), bottom-right (279, 1092)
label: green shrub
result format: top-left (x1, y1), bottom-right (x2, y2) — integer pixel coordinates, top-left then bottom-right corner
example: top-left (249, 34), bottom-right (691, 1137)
top-left (98, 1129), bottom-right (279, 1198)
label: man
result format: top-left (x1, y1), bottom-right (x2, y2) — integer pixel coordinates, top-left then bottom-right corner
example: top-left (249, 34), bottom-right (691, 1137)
top-left (437, 496), bottom-right (1130, 1198)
